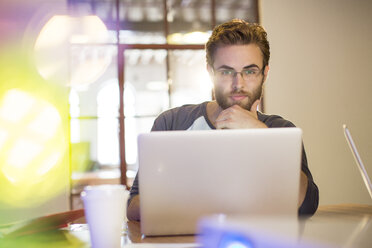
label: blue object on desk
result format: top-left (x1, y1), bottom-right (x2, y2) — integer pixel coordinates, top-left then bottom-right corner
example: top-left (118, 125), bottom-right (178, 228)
top-left (218, 232), bottom-right (254, 248)
top-left (198, 221), bottom-right (256, 248)
top-left (198, 216), bottom-right (335, 248)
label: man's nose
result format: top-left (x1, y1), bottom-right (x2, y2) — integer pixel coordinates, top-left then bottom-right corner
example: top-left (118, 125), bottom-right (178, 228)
top-left (232, 72), bottom-right (245, 90)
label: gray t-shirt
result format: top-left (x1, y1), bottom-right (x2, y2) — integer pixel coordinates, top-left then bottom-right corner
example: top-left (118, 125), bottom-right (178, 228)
top-left (129, 101), bottom-right (319, 215)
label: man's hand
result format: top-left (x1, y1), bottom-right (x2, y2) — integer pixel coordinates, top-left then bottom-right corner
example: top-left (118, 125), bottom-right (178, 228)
top-left (215, 100), bottom-right (267, 129)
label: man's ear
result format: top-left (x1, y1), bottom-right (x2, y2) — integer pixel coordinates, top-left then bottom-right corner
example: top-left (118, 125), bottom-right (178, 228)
top-left (207, 64), bottom-right (214, 77)
top-left (263, 65), bottom-right (270, 83)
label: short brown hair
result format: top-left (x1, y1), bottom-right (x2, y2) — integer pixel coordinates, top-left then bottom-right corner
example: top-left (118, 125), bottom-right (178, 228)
top-left (206, 19), bottom-right (270, 69)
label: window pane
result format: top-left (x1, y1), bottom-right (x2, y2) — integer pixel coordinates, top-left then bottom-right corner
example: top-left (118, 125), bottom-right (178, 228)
top-left (97, 117), bottom-right (120, 167)
top-left (215, 0), bottom-right (258, 24)
top-left (67, 0), bottom-right (117, 43)
top-left (167, 0), bottom-right (212, 44)
top-left (125, 116), bottom-right (155, 174)
top-left (93, 0), bottom-right (118, 32)
top-left (169, 50), bottom-right (212, 108)
top-left (70, 119), bottom-right (97, 173)
top-left (70, 45), bottom-right (118, 117)
top-left (119, 0), bottom-right (165, 44)
top-left (97, 81), bottom-right (120, 118)
top-left (124, 49), bottom-right (169, 116)
top-left (70, 118), bottom-right (120, 173)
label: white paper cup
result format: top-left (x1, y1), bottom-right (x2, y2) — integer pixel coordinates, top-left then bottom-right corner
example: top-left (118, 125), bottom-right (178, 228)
top-left (81, 184), bottom-right (129, 248)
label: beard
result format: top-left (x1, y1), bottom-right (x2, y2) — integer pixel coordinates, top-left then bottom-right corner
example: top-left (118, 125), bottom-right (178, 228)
top-left (214, 79), bottom-right (264, 110)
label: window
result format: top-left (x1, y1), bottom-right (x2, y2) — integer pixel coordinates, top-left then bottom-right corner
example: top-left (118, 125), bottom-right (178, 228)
top-left (68, 0), bottom-right (259, 187)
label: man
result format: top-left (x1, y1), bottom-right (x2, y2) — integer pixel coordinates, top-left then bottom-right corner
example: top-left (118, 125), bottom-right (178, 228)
top-left (127, 19), bottom-right (319, 221)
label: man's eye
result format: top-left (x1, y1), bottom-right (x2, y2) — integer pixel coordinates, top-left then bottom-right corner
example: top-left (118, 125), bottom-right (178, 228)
top-left (243, 69), bottom-right (257, 75)
top-left (220, 70), bottom-right (233, 76)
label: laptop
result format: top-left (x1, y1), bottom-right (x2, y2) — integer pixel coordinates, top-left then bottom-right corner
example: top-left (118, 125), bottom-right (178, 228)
top-left (343, 124), bottom-right (372, 200)
top-left (138, 128), bottom-right (303, 236)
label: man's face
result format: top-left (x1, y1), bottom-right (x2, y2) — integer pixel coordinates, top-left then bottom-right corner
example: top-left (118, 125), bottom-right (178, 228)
top-left (208, 44), bottom-right (268, 110)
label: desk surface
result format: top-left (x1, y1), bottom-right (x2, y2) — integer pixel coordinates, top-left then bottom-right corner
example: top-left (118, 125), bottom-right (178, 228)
top-left (316, 203), bottom-right (372, 216)
top-left (3, 204), bottom-right (370, 247)
top-left (124, 203), bottom-right (372, 247)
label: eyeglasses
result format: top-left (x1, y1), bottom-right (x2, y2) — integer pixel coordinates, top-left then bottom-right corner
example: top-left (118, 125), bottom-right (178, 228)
top-left (213, 67), bottom-right (263, 81)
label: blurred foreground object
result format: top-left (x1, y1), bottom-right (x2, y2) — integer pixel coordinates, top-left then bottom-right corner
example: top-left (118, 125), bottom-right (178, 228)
top-left (198, 214), bottom-right (372, 248)
top-left (0, 1), bottom-right (70, 224)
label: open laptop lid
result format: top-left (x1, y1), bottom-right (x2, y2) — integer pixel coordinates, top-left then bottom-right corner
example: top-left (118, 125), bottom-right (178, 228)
top-left (138, 128), bottom-right (303, 236)
top-left (343, 124), bottom-right (372, 199)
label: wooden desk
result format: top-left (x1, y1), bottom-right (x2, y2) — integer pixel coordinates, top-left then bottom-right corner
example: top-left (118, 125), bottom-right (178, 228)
top-left (124, 204), bottom-right (372, 245)
top-left (317, 203), bottom-right (372, 216)
top-left (126, 221), bottom-right (197, 244)
top-left (4, 204), bottom-right (368, 247)
top-left (3, 204), bottom-right (369, 248)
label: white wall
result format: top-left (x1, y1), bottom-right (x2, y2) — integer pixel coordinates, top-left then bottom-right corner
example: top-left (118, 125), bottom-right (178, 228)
top-left (260, 0), bottom-right (372, 205)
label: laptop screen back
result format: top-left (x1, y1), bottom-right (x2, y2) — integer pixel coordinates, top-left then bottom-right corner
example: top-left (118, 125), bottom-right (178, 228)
top-left (343, 124), bottom-right (372, 200)
top-left (138, 128), bottom-right (303, 236)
